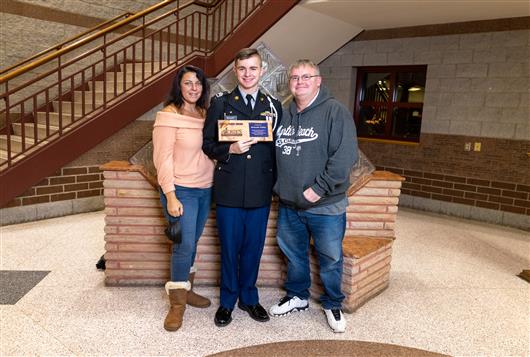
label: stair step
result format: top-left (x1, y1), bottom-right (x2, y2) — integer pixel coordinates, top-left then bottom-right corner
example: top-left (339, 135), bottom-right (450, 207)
top-left (121, 62), bottom-right (162, 73)
top-left (80, 87), bottom-right (127, 95)
top-left (105, 71), bottom-right (157, 82)
top-left (53, 101), bottom-right (95, 114)
top-left (0, 148), bottom-right (25, 166)
top-left (74, 90), bottom-right (122, 103)
top-left (12, 123), bottom-right (59, 139)
top-left (0, 149), bottom-right (10, 160)
top-left (36, 112), bottom-right (80, 126)
top-left (0, 134), bottom-right (41, 153)
top-left (89, 81), bottom-right (135, 92)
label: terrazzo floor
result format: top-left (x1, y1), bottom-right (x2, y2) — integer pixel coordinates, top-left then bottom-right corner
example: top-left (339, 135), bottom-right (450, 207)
top-left (1, 208), bottom-right (529, 356)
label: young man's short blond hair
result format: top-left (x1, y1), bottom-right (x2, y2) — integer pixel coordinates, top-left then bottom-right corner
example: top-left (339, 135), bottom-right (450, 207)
top-left (234, 48), bottom-right (262, 66)
top-left (288, 59), bottom-right (320, 75)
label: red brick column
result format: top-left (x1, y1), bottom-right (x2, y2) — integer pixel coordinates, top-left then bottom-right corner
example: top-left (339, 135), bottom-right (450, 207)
top-left (346, 171), bottom-right (402, 237)
top-left (310, 237), bottom-right (394, 313)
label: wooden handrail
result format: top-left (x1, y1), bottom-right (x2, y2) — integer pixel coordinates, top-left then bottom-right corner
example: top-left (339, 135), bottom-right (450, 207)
top-left (0, 0), bottom-right (221, 83)
top-left (0, 12), bottom-right (133, 76)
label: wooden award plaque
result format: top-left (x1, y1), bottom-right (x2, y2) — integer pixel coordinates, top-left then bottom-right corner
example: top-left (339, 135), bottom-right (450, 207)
top-left (218, 120), bottom-right (272, 142)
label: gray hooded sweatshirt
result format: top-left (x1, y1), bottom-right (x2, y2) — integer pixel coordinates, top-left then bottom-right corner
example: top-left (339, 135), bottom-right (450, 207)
top-left (274, 86), bottom-right (358, 210)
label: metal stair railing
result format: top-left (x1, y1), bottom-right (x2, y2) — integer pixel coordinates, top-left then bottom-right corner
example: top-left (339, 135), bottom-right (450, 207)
top-left (0, 0), bottom-right (266, 170)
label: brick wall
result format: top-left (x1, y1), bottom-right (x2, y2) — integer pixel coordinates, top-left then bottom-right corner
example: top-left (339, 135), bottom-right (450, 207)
top-left (359, 134), bottom-right (530, 216)
top-left (3, 166), bottom-right (104, 208)
top-left (384, 167), bottom-right (529, 216)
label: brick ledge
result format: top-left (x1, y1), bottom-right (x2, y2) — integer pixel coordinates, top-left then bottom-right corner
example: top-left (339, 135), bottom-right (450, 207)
top-left (101, 161), bottom-right (157, 188)
top-left (101, 161), bottom-right (405, 197)
top-left (343, 236), bottom-right (393, 259)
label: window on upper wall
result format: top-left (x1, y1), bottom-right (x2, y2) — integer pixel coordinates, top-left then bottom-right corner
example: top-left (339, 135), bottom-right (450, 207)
top-left (354, 65), bottom-right (427, 142)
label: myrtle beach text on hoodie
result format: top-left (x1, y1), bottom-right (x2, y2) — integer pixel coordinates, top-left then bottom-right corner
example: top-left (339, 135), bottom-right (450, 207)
top-left (275, 124), bottom-right (319, 156)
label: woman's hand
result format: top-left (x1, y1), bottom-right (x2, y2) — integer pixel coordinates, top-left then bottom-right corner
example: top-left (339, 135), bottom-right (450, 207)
top-left (166, 192), bottom-right (183, 217)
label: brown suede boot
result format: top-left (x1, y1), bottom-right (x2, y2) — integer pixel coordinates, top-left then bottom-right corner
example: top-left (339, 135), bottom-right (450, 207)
top-left (164, 281), bottom-right (190, 331)
top-left (187, 266), bottom-right (211, 308)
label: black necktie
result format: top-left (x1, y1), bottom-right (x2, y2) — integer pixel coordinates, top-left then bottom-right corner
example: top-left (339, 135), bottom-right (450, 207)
top-left (246, 94), bottom-right (253, 113)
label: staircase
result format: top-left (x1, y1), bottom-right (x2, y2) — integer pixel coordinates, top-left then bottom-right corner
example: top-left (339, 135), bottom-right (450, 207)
top-left (0, 61), bottom-right (160, 167)
top-left (0, 0), bottom-right (299, 207)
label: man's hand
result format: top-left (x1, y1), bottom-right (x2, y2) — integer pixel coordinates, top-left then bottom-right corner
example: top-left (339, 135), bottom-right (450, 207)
top-left (229, 139), bottom-right (258, 154)
top-left (303, 187), bottom-right (321, 203)
top-left (166, 192), bottom-right (183, 217)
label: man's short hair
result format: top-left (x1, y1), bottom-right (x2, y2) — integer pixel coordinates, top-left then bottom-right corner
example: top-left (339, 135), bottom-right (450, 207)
top-left (288, 59), bottom-right (320, 75)
top-left (234, 48), bottom-right (262, 66)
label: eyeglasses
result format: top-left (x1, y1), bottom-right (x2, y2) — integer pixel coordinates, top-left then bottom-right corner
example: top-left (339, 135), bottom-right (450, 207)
top-left (289, 74), bottom-right (320, 82)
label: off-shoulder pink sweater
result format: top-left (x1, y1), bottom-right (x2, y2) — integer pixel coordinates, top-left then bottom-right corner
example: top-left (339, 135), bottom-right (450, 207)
top-left (152, 111), bottom-right (214, 193)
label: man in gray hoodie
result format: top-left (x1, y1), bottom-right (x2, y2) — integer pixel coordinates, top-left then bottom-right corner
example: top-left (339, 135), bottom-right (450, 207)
top-left (269, 59), bottom-right (358, 333)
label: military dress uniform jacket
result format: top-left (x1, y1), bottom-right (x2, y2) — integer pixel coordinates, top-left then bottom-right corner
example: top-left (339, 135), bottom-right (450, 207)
top-left (202, 88), bottom-right (282, 208)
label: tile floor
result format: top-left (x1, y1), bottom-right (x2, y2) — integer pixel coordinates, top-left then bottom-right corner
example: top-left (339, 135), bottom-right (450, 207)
top-left (1, 208), bottom-right (529, 356)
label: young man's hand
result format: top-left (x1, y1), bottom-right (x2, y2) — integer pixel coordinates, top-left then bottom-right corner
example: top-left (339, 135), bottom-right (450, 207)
top-left (229, 139), bottom-right (258, 154)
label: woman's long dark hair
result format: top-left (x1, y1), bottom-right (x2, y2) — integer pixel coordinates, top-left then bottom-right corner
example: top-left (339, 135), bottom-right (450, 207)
top-left (164, 65), bottom-right (210, 111)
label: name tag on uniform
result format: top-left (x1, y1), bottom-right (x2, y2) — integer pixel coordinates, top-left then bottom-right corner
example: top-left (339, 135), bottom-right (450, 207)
top-left (218, 120), bottom-right (272, 142)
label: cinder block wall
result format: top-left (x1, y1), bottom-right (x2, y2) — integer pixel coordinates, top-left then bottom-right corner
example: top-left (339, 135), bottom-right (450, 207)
top-left (320, 21), bottom-right (530, 230)
top-left (1, 0), bottom-right (160, 69)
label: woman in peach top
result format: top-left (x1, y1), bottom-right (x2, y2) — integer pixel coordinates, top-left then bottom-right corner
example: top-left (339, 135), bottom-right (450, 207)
top-left (152, 65), bottom-right (214, 332)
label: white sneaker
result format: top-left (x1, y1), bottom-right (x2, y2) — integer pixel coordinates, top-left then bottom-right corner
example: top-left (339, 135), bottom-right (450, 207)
top-left (324, 308), bottom-right (346, 333)
top-left (269, 296), bottom-right (309, 316)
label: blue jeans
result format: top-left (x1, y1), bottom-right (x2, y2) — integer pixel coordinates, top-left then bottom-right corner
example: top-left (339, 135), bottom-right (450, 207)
top-left (160, 185), bottom-right (212, 282)
top-left (276, 205), bottom-right (346, 309)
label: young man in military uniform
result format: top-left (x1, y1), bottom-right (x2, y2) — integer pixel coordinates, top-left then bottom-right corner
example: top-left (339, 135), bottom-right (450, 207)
top-left (202, 48), bottom-right (282, 327)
